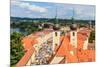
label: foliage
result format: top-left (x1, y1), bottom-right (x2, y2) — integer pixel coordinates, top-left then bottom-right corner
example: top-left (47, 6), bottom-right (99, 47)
top-left (10, 32), bottom-right (25, 66)
top-left (89, 30), bottom-right (95, 43)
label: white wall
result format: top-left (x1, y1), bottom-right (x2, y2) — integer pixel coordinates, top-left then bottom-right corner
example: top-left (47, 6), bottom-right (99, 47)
top-left (70, 31), bottom-right (77, 48)
top-left (53, 31), bottom-right (60, 51)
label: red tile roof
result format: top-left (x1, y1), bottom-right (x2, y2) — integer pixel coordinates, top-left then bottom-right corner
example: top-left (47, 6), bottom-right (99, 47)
top-left (53, 28), bottom-right (95, 63)
top-left (16, 29), bottom-right (53, 66)
top-left (17, 28), bottom-right (95, 66)
top-left (22, 37), bottom-right (38, 50)
top-left (22, 29), bottom-right (53, 50)
top-left (16, 47), bottom-right (35, 67)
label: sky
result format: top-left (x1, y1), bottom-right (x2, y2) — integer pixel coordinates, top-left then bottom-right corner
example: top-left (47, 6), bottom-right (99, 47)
top-left (11, 0), bottom-right (95, 20)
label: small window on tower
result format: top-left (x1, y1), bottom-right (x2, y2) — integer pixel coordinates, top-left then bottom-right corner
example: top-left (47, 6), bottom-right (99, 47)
top-left (55, 32), bottom-right (57, 36)
top-left (55, 44), bottom-right (57, 46)
top-left (73, 32), bottom-right (75, 36)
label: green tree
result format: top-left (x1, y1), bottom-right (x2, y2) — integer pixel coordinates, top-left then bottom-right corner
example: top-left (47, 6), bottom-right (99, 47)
top-left (89, 31), bottom-right (95, 43)
top-left (10, 32), bottom-right (25, 66)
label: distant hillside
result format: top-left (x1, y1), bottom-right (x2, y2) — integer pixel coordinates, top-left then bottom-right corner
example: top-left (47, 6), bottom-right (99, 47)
top-left (10, 17), bottom-right (95, 25)
top-left (10, 17), bottom-right (50, 21)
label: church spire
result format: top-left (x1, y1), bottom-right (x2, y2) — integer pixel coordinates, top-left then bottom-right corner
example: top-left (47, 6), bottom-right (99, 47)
top-left (55, 7), bottom-right (58, 24)
top-left (72, 8), bottom-right (75, 24)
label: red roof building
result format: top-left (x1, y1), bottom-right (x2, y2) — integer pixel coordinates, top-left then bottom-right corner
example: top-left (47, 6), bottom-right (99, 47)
top-left (50, 28), bottom-right (95, 63)
top-left (16, 28), bottom-right (95, 66)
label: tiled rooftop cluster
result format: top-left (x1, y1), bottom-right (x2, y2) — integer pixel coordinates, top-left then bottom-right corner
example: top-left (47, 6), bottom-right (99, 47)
top-left (52, 28), bottom-right (95, 63)
top-left (16, 28), bottom-right (95, 66)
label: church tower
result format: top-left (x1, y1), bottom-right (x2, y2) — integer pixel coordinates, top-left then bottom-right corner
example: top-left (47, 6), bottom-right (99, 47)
top-left (53, 31), bottom-right (60, 51)
top-left (70, 8), bottom-right (77, 48)
top-left (70, 24), bottom-right (77, 48)
top-left (52, 24), bottom-right (60, 53)
top-left (52, 7), bottom-right (60, 53)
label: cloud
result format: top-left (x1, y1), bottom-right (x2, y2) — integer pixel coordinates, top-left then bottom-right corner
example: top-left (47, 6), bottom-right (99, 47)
top-left (54, 3), bottom-right (95, 19)
top-left (11, 1), bottom-right (95, 20)
top-left (11, 0), bottom-right (47, 13)
top-left (74, 6), bottom-right (95, 20)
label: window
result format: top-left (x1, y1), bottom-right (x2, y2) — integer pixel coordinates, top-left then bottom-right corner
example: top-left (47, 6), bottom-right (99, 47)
top-left (73, 32), bottom-right (75, 36)
top-left (55, 44), bottom-right (57, 46)
top-left (55, 32), bottom-right (57, 36)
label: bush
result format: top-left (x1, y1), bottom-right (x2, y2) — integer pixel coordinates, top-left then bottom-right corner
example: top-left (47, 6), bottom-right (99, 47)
top-left (10, 32), bottom-right (25, 66)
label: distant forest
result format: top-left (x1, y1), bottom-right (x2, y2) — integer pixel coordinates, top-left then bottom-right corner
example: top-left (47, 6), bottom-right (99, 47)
top-left (10, 17), bottom-right (95, 35)
top-left (10, 17), bottom-right (95, 24)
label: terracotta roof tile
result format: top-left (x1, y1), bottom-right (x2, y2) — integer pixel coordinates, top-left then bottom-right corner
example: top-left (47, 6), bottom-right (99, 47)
top-left (16, 47), bottom-right (35, 67)
top-left (54, 29), bottom-right (95, 63)
top-left (22, 37), bottom-right (38, 50)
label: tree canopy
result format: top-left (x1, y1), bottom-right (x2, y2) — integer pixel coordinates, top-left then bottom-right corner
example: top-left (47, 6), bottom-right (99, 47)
top-left (89, 30), bottom-right (95, 43)
top-left (10, 32), bottom-right (25, 66)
